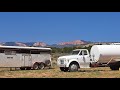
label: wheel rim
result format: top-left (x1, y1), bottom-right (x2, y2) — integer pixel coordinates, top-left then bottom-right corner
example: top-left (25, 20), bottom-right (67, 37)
top-left (70, 64), bottom-right (78, 71)
top-left (34, 64), bottom-right (39, 70)
top-left (39, 63), bottom-right (45, 69)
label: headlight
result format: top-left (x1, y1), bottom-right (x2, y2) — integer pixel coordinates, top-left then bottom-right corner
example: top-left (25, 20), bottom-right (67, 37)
top-left (59, 58), bottom-right (66, 64)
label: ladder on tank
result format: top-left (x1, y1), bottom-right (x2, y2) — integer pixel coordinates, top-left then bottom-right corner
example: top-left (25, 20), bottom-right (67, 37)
top-left (101, 57), bottom-right (120, 67)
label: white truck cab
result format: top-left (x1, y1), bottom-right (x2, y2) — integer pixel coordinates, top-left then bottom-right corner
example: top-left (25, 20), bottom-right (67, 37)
top-left (57, 49), bottom-right (91, 72)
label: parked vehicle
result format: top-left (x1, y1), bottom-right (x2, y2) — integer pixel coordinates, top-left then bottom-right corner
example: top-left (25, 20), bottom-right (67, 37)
top-left (57, 45), bottom-right (120, 72)
top-left (0, 46), bottom-right (52, 70)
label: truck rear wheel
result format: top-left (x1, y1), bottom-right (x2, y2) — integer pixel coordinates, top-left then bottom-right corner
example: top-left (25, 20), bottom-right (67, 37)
top-left (110, 65), bottom-right (119, 70)
top-left (69, 63), bottom-right (79, 72)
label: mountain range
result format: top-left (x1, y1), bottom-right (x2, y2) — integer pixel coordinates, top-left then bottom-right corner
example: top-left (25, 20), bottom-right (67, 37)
top-left (0, 40), bottom-right (91, 47)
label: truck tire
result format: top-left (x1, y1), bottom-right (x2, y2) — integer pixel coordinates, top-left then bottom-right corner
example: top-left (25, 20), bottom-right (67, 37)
top-left (64, 68), bottom-right (68, 72)
top-left (110, 65), bottom-right (119, 70)
top-left (38, 62), bottom-right (45, 69)
top-left (33, 63), bottom-right (39, 70)
top-left (60, 67), bottom-right (68, 72)
top-left (60, 67), bottom-right (64, 71)
top-left (69, 63), bottom-right (79, 72)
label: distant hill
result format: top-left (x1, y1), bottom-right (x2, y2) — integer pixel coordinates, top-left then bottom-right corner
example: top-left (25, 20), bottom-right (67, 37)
top-left (1, 42), bottom-right (47, 47)
top-left (58, 40), bottom-right (89, 45)
top-left (0, 40), bottom-right (92, 48)
top-left (24, 42), bottom-right (35, 46)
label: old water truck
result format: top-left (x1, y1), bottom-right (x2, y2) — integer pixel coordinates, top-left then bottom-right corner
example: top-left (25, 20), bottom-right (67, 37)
top-left (57, 45), bottom-right (120, 72)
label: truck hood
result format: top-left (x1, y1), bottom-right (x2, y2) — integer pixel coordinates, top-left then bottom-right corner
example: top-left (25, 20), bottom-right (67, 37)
top-left (58, 55), bottom-right (79, 59)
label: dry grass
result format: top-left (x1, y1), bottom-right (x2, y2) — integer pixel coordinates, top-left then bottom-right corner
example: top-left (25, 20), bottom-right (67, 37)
top-left (0, 67), bottom-right (120, 78)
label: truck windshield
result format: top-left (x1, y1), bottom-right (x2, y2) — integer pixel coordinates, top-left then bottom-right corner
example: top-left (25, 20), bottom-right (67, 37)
top-left (72, 51), bottom-right (80, 55)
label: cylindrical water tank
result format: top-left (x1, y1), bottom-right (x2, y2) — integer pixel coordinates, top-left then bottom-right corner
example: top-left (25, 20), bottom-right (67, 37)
top-left (90, 45), bottom-right (120, 63)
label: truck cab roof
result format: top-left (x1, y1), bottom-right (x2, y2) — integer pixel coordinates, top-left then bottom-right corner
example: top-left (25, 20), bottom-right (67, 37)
top-left (73, 49), bottom-right (88, 51)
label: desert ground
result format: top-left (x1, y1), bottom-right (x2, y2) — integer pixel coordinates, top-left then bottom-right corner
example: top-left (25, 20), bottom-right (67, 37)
top-left (0, 67), bottom-right (120, 78)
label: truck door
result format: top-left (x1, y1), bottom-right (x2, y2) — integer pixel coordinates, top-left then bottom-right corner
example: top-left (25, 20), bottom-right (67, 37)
top-left (79, 50), bottom-right (90, 68)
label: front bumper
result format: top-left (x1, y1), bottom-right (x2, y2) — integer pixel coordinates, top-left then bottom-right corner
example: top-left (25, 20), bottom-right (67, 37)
top-left (58, 64), bottom-right (66, 67)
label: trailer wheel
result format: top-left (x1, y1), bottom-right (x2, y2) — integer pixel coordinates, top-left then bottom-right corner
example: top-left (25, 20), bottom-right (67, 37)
top-left (33, 63), bottom-right (39, 70)
top-left (110, 65), bottom-right (119, 70)
top-left (20, 67), bottom-right (25, 70)
top-left (60, 67), bottom-right (68, 72)
top-left (69, 63), bottom-right (79, 72)
top-left (38, 63), bottom-right (45, 69)
top-left (26, 67), bottom-right (31, 70)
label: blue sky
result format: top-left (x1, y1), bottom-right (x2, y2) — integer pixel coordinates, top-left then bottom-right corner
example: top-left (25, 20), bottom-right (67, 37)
top-left (0, 12), bottom-right (120, 44)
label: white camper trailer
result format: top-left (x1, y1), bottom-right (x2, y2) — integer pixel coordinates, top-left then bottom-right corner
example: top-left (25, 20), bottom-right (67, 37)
top-left (0, 46), bottom-right (52, 70)
top-left (57, 45), bottom-right (120, 72)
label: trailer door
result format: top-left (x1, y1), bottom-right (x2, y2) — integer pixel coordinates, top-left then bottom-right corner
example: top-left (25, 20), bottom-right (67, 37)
top-left (22, 54), bottom-right (32, 67)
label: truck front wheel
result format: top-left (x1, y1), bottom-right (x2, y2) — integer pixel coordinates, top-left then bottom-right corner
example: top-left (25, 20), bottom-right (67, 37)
top-left (69, 63), bottom-right (79, 72)
top-left (60, 67), bottom-right (64, 71)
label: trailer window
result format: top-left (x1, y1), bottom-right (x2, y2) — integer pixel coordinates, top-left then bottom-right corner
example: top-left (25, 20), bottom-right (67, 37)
top-left (31, 51), bottom-right (40, 54)
top-left (4, 50), bottom-right (16, 55)
top-left (18, 49), bottom-right (30, 54)
top-left (0, 50), bottom-right (4, 53)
